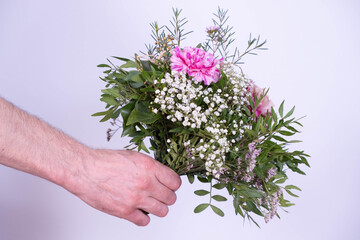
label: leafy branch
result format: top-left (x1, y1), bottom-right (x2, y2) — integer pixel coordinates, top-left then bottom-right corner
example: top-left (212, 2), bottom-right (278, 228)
top-left (203, 7), bottom-right (267, 65)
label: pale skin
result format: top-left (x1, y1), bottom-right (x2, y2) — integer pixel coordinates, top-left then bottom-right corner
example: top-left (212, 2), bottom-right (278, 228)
top-left (0, 97), bottom-right (181, 226)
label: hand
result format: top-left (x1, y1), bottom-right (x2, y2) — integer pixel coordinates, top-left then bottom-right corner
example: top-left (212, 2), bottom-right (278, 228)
top-left (65, 149), bottom-right (181, 226)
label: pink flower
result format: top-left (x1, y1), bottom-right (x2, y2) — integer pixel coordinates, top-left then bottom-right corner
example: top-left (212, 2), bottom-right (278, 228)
top-left (170, 47), bottom-right (222, 85)
top-left (250, 84), bottom-right (273, 119)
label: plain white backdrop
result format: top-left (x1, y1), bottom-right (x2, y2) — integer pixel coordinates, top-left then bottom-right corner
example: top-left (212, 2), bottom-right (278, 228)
top-left (0, 0), bottom-right (359, 239)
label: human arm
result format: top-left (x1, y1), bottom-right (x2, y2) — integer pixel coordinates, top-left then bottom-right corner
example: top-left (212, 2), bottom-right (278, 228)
top-left (0, 97), bottom-right (181, 226)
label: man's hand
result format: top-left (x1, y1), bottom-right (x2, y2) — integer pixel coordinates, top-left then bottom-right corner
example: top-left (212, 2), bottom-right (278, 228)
top-left (0, 97), bottom-right (181, 226)
top-left (64, 149), bottom-right (181, 226)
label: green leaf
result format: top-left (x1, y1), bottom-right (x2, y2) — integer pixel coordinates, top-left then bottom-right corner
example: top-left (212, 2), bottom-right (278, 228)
top-left (112, 56), bottom-right (130, 62)
top-left (124, 71), bottom-right (140, 81)
top-left (99, 111), bottom-right (113, 122)
top-left (97, 64), bottom-right (111, 68)
top-left (285, 125), bottom-right (298, 132)
top-left (285, 189), bottom-right (299, 197)
top-left (280, 198), bottom-right (295, 207)
top-left (101, 88), bottom-right (122, 98)
top-left (120, 101), bottom-right (136, 124)
top-left (121, 124), bottom-right (135, 137)
top-left (279, 100), bottom-right (285, 117)
top-left (112, 108), bottom-right (121, 119)
top-left (279, 130), bottom-right (295, 136)
top-left (254, 167), bottom-right (264, 179)
top-left (128, 93), bottom-right (139, 100)
top-left (138, 141), bottom-right (150, 153)
top-left (100, 95), bottom-right (118, 105)
top-left (210, 205), bottom-right (225, 217)
top-left (120, 61), bottom-right (139, 69)
top-left (216, 71), bottom-right (228, 89)
top-left (197, 176), bottom-right (210, 183)
top-left (273, 135), bottom-right (288, 142)
top-left (141, 61), bottom-right (152, 71)
top-left (194, 203), bottom-right (209, 213)
top-left (212, 195), bottom-right (227, 202)
top-left (140, 87), bottom-right (155, 92)
top-left (169, 127), bottom-right (184, 133)
top-left (213, 183), bottom-right (226, 190)
top-left (131, 72), bottom-right (144, 83)
top-left (126, 101), bottom-right (160, 125)
top-left (284, 106), bottom-right (295, 119)
top-left (274, 177), bottom-right (287, 184)
top-left (246, 200), bottom-right (263, 216)
top-left (244, 107), bottom-right (251, 117)
top-left (187, 174), bottom-right (195, 184)
top-left (92, 110), bottom-right (110, 117)
top-left (285, 185), bottom-right (301, 191)
top-left (194, 190), bottom-right (210, 196)
top-left (294, 121), bottom-right (303, 127)
top-left (236, 187), bottom-right (264, 198)
top-left (129, 81), bottom-right (144, 88)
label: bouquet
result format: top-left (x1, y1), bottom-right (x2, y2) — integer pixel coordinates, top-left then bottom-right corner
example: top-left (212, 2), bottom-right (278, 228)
top-left (93, 8), bottom-right (309, 225)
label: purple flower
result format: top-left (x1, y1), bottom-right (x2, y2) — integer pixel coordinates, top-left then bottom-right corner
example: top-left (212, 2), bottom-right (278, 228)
top-left (236, 142), bottom-right (262, 182)
top-left (241, 173), bottom-right (254, 183)
top-left (254, 178), bottom-right (263, 190)
top-left (265, 167), bottom-right (277, 182)
top-left (170, 47), bottom-right (223, 85)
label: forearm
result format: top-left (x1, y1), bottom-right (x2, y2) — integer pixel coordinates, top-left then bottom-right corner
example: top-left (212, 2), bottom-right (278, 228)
top-left (0, 97), bottom-right (181, 226)
top-left (0, 97), bottom-right (88, 187)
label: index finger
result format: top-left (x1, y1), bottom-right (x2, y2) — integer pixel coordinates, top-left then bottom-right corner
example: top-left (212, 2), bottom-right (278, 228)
top-left (154, 162), bottom-right (182, 191)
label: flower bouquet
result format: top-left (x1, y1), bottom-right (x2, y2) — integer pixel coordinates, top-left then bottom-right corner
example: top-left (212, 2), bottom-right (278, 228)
top-left (93, 8), bottom-right (309, 225)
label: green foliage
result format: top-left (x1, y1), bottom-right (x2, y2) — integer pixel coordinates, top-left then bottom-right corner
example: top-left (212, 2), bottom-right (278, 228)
top-left (194, 203), bottom-right (209, 213)
top-left (203, 7), bottom-right (267, 65)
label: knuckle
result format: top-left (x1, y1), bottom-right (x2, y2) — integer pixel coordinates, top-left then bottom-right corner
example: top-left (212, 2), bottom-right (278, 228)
top-left (135, 177), bottom-right (151, 190)
top-left (128, 191), bottom-right (141, 205)
top-left (117, 206), bottom-right (132, 217)
top-left (150, 200), bottom-right (168, 217)
top-left (142, 158), bottom-right (155, 170)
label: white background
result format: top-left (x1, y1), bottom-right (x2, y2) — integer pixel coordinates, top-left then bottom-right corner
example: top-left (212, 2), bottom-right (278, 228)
top-left (1, 0), bottom-right (359, 239)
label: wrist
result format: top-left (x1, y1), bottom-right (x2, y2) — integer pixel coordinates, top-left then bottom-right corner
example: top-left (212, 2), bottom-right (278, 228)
top-left (52, 144), bottom-right (96, 195)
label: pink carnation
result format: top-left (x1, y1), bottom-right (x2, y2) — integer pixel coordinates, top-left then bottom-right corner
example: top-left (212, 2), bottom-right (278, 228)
top-left (250, 84), bottom-right (273, 119)
top-left (170, 46), bottom-right (222, 85)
